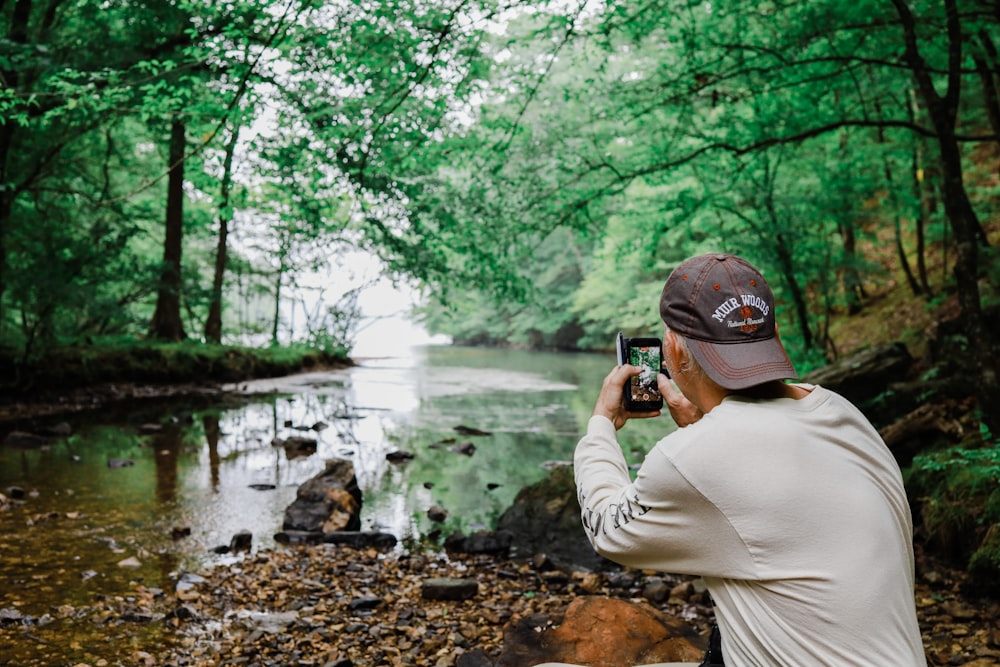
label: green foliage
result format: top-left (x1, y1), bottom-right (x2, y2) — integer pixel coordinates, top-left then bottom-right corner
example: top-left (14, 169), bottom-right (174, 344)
top-left (3, 0), bottom-right (999, 405)
top-left (912, 445), bottom-right (1000, 480)
top-left (906, 429), bottom-right (1000, 569)
top-left (918, 460), bottom-right (1000, 595)
top-left (968, 523), bottom-right (1000, 597)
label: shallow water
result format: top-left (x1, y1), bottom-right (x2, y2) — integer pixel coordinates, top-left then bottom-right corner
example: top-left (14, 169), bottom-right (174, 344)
top-left (0, 345), bottom-right (675, 663)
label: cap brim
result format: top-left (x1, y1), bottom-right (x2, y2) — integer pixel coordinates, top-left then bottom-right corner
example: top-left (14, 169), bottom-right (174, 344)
top-left (687, 337), bottom-right (798, 390)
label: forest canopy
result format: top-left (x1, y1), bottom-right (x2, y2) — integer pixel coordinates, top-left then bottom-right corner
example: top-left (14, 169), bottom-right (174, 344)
top-left (1, 0), bottom-right (998, 426)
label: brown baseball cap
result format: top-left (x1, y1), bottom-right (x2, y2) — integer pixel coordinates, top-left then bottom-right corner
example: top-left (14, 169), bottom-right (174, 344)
top-left (659, 253), bottom-right (797, 390)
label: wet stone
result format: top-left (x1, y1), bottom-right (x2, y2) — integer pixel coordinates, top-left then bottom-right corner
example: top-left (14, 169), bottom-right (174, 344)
top-left (170, 526), bottom-right (191, 540)
top-left (421, 577), bottom-right (478, 601)
top-left (0, 607), bottom-right (25, 625)
top-left (445, 529), bottom-right (512, 556)
top-left (167, 605), bottom-right (198, 620)
top-left (175, 572), bottom-right (205, 592)
top-left (229, 530), bottom-right (252, 552)
top-left (449, 441), bottom-right (476, 456)
top-left (347, 596), bottom-right (383, 611)
top-left (643, 577), bottom-right (670, 602)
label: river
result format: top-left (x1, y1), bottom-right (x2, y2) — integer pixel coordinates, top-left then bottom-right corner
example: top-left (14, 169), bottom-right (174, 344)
top-left (0, 345), bottom-right (675, 631)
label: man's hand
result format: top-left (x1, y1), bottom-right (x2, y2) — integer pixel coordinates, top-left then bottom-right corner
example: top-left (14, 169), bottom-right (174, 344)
top-left (592, 364), bottom-right (661, 430)
top-left (658, 372), bottom-right (704, 427)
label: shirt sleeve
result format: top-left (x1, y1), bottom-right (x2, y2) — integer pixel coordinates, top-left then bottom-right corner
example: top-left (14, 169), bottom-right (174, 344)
top-left (573, 415), bottom-right (757, 578)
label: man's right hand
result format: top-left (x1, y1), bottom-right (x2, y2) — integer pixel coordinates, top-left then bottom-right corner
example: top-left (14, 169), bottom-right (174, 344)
top-left (658, 371), bottom-right (704, 427)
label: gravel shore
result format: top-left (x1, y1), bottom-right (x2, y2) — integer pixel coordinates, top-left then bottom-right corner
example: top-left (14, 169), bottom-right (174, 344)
top-left (3, 541), bottom-right (998, 667)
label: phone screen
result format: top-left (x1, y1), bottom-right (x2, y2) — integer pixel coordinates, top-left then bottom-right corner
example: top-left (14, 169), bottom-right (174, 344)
top-left (627, 343), bottom-right (662, 405)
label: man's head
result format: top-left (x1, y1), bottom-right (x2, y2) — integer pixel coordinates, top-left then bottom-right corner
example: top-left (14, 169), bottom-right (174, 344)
top-left (659, 253), bottom-right (797, 390)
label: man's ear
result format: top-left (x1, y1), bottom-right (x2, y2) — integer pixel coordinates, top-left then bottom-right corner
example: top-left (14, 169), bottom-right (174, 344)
top-left (664, 331), bottom-right (682, 369)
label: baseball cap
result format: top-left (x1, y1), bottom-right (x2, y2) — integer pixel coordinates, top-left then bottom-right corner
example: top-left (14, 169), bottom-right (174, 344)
top-left (659, 253), bottom-right (797, 390)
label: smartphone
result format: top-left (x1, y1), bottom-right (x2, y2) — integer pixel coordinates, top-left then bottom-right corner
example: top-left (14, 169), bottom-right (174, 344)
top-left (616, 332), bottom-right (664, 412)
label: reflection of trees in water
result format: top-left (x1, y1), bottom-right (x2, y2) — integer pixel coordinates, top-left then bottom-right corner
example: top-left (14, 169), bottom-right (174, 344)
top-left (200, 391), bottom-right (388, 490)
top-left (152, 424), bottom-right (183, 505)
top-left (202, 414), bottom-right (221, 491)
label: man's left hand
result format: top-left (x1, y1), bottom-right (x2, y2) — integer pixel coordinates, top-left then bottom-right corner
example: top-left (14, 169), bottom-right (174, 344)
top-left (592, 364), bottom-right (661, 430)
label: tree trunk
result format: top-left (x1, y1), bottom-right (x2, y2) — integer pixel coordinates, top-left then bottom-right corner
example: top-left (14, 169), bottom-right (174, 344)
top-left (975, 30), bottom-right (1000, 155)
top-left (0, 124), bottom-right (12, 329)
top-left (774, 232), bottom-right (814, 352)
top-left (837, 219), bottom-right (865, 314)
top-left (911, 142), bottom-right (932, 294)
top-left (892, 0), bottom-right (1000, 434)
top-left (911, 88), bottom-right (938, 293)
top-left (271, 266), bottom-right (283, 346)
top-left (893, 215), bottom-right (921, 296)
top-left (874, 96), bottom-right (921, 296)
top-left (205, 124), bottom-right (240, 344)
top-left (0, 0), bottom-right (35, 329)
top-left (753, 155), bottom-right (815, 352)
top-left (883, 156), bottom-right (921, 296)
top-left (149, 118), bottom-right (188, 341)
top-left (832, 130), bottom-right (865, 314)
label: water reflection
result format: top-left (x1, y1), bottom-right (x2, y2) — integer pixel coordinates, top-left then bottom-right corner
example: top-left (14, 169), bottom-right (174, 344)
top-left (203, 414), bottom-right (221, 491)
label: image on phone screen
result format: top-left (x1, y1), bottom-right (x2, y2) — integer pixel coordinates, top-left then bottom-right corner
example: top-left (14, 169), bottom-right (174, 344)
top-left (628, 344), bottom-right (662, 404)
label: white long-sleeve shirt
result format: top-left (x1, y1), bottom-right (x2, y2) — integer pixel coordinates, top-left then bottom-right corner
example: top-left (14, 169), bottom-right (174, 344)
top-left (574, 384), bottom-right (926, 666)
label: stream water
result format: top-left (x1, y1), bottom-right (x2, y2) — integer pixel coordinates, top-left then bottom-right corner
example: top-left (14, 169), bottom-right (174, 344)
top-left (0, 345), bottom-right (675, 663)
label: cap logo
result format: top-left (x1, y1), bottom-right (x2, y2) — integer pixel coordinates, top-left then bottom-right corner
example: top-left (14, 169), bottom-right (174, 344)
top-left (735, 305), bottom-right (762, 332)
top-left (711, 293), bottom-right (770, 325)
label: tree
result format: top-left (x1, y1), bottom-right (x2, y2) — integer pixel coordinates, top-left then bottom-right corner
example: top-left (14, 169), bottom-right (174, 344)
top-left (204, 123), bottom-right (241, 343)
top-left (890, 0), bottom-right (999, 430)
top-left (413, 0), bottom-right (1000, 428)
top-left (148, 117), bottom-right (189, 341)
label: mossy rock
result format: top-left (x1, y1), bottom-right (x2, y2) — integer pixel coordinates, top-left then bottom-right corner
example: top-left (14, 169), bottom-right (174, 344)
top-left (967, 523), bottom-right (1000, 598)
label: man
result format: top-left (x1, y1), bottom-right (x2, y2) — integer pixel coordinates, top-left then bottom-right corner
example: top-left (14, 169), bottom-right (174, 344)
top-left (561, 254), bottom-right (926, 666)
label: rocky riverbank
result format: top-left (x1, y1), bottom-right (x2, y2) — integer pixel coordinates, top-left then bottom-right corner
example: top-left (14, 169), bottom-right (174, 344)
top-left (1, 538), bottom-right (998, 667)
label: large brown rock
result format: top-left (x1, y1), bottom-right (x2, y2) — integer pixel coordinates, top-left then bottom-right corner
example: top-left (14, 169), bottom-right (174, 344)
top-left (282, 458), bottom-right (362, 533)
top-left (495, 596), bottom-right (705, 667)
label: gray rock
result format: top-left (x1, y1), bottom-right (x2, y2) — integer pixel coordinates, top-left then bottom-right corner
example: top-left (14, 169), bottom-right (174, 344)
top-left (642, 577), bottom-right (670, 602)
top-left (497, 465), bottom-right (611, 572)
top-left (347, 596), bottom-right (383, 611)
top-left (176, 572), bottom-right (206, 592)
top-left (444, 529), bottom-right (512, 556)
top-left (245, 610), bottom-right (298, 634)
top-left (273, 530), bottom-right (397, 550)
top-left (229, 530), bottom-right (252, 552)
top-left (0, 607), bottom-right (24, 625)
top-left (421, 577), bottom-right (478, 601)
